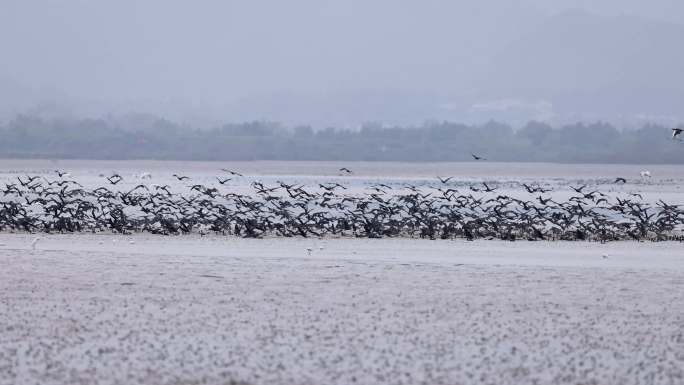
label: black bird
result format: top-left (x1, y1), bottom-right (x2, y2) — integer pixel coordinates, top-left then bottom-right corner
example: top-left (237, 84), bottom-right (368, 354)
top-left (217, 177), bottom-right (232, 185)
top-left (614, 177), bottom-right (627, 184)
top-left (173, 174), bottom-right (190, 181)
top-left (26, 176), bottom-right (41, 184)
top-left (537, 196), bottom-right (553, 205)
top-left (339, 167), bottom-right (353, 174)
top-left (482, 182), bottom-right (497, 192)
top-left (471, 154), bottom-right (486, 161)
top-left (522, 183), bottom-right (551, 193)
top-left (570, 185), bottom-right (587, 193)
top-left (672, 127), bottom-right (683, 140)
top-left (221, 169), bottom-right (243, 177)
top-left (319, 183), bottom-right (346, 191)
top-left (106, 174), bottom-right (123, 185)
top-left (2, 170), bottom-right (682, 242)
top-left (437, 176), bottom-right (454, 184)
top-left (55, 170), bottom-right (70, 178)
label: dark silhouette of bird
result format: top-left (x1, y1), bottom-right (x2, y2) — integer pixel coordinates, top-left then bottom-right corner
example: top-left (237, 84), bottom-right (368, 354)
top-left (437, 176), bottom-right (454, 184)
top-left (221, 169), bottom-right (243, 177)
top-left (217, 177), bottom-right (232, 185)
top-left (106, 174), bottom-right (123, 185)
top-left (614, 177), bottom-right (627, 184)
top-left (1, 170), bottom-right (681, 242)
top-left (537, 196), bottom-right (553, 205)
top-left (172, 174), bottom-right (190, 181)
top-left (471, 154), bottom-right (486, 161)
top-left (319, 183), bottom-right (346, 191)
top-left (522, 183), bottom-right (551, 193)
top-left (20, 176), bottom-right (41, 185)
top-left (482, 182), bottom-right (497, 192)
top-left (672, 127), bottom-right (683, 140)
top-left (339, 167), bottom-right (353, 174)
top-left (570, 185), bottom-right (587, 193)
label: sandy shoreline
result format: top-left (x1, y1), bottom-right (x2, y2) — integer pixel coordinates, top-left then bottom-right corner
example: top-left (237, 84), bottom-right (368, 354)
top-left (1, 234), bottom-right (683, 385)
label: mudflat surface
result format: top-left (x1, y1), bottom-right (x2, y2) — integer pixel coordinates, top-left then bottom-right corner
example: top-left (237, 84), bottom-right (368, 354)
top-left (1, 234), bottom-right (683, 385)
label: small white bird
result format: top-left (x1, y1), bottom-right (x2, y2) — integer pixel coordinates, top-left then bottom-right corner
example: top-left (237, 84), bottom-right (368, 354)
top-left (306, 247), bottom-right (313, 256)
top-left (640, 170), bottom-right (652, 178)
top-left (673, 127), bottom-right (683, 140)
top-left (31, 237), bottom-right (41, 250)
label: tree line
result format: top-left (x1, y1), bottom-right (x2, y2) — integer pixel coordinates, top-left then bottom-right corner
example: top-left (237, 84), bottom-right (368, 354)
top-left (0, 114), bottom-right (681, 163)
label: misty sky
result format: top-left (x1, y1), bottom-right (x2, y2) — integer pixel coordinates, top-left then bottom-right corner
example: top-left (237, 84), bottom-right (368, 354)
top-left (1, 0), bottom-right (683, 127)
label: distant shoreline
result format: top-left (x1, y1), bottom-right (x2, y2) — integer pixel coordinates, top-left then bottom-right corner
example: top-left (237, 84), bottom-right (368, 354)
top-left (2, 118), bottom-right (683, 163)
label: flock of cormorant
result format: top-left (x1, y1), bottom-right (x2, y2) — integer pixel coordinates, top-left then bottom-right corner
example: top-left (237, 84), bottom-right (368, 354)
top-left (1, 169), bottom-right (683, 242)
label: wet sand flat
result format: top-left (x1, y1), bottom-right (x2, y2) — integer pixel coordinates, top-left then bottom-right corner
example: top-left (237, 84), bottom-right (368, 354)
top-left (1, 234), bottom-right (683, 385)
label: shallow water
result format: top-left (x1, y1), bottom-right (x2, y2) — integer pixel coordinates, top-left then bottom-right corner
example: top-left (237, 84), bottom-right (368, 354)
top-left (2, 158), bottom-right (684, 179)
top-left (1, 159), bottom-right (683, 204)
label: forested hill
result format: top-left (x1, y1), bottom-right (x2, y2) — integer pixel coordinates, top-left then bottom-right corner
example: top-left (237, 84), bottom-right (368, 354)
top-left (1, 116), bottom-right (682, 164)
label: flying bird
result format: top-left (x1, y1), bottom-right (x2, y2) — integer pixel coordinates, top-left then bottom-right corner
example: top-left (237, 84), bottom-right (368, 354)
top-left (221, 169), bottom-right (243, 177)
top-left (570, 185), bottom-right (587, 193)
top-left (106, 174), bottom-right (123, 185)
top-left (672, 127), bottom-right (683, 140)
top-left (482, 182), bottom-right (497, 192)
top-left (471, 153), bottom-right (486, 161)
top-left (614, 177), bottom-right (627, 184)
top-left (339, 167), bottom-right (353, 174)
top-left (172, 174), bottom-right (190, 181)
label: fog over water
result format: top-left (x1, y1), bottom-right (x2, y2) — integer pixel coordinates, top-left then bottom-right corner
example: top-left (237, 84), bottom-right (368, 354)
top-left (2, 0), bottom-right (684, 127)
